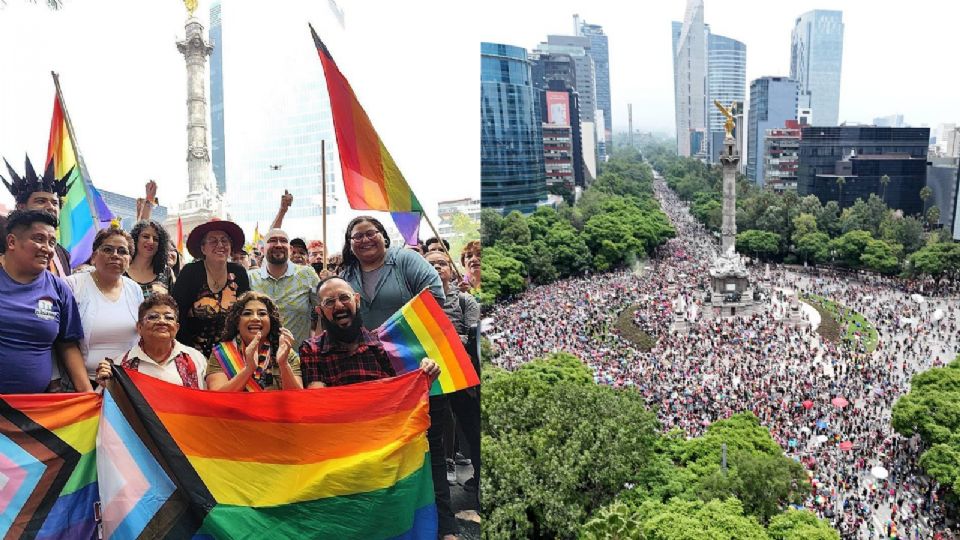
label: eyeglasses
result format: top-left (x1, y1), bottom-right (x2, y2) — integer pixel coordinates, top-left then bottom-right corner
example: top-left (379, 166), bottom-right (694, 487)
top-left (350, 230), bottom-right (381, 242)
top-left (320, 293), bottom-right (355, 310)
top-left (143, 312), bottom-right (177, 323)
top-left (98, 245), bottom-right (131, 257)
top-left (205, 237), bottom-right (231, 246)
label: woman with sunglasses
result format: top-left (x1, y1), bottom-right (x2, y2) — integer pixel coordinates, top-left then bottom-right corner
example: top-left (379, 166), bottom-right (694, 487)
top-left (64, 227), bottom-right (143, 387)
top-left (205, 291), bottom-right (302, 391)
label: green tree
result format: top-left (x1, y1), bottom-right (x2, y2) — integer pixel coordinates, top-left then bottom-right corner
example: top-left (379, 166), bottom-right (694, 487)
top-left (828, 230), bottom-right (873, 267)
top-left (545, 224), bottom-right (593, 277)
top-left (447, 212), bottom-right (480, 258)
top-left (817, 201), bottom-right (842, 237)
top-left (483, 355), bottom-right (661, 539)
top-left (584, 498), bottom-right (768, 540)
top-left (498, 210), bottom-right (532, 247)
top-left (584, 212), bottom-right (645, 271)
top-left (791, 213), bottom-right (818, 243)
top-left (920, 185), bottom-right (933, 213)
top-left (927, 205), bottom-right (941, 228)
top-left (907, 242), bottom-right (960, 280)
top-left (835, 176), bottom-right (846, 206)
top-left (860, 239), bottom-right (902, 274)
top-left (767, 510), bottom-right (840, 540)
top-left (795, 232), bottom-right (831, 265)
top-left (880, 215), bottom-right (925, 255)
top-left (736, 230), bottom-right (781, 260)
top-left (480, 208), bottom-right (504, 246)
top-left (479, 246), bottom-right (526, 306)
top-left (880, 174), bottom-right (891, 203)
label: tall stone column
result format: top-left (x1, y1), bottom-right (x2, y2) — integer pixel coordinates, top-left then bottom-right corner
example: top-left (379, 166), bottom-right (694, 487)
top-left (177, 18), bottom-right (215, 196)
top-left (719, 135), bottom-right (739, 254)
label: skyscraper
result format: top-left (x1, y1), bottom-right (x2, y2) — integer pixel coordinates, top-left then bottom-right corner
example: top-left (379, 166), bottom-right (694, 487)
top-left (791, 10), bottom-right (844, 126)
top-left (209, 1), bottom-right (226, 195)
top-left (707, 33), bottom-right (746, 163)
top-left (209, 2), bottom-right (343, 239)
top-left (672, 0), bottom-right (707, 157)
top-left (481, 43), bottom-right (547, 214)
top-left (747, 77), bottom-right (798, 185)
top-left (577, 17), bottom-right (611, 149)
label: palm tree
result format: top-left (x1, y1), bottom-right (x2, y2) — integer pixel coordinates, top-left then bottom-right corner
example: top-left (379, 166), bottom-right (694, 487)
top-left (927, 205), bottom-right (941, 228)
top-left (919, 186), bottom-right (933, 214)
top-left (880, 175), bottom-right (891, 204)
top-left (835, 176), bottom-right (846, 208)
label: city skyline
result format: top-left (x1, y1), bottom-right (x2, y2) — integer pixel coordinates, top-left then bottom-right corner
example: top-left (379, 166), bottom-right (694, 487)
top-left (0, 0), bottom-right (478, 236)
top-left (478, 0), bottom-right (960, 135)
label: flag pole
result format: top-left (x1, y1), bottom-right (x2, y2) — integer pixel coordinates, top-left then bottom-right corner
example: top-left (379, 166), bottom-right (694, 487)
top-left (321, 139), bottom-right (328, 272)
top-left (51, 71), bottom-right (102, 228)
top-left (421, 212), bottom-right (463, 280)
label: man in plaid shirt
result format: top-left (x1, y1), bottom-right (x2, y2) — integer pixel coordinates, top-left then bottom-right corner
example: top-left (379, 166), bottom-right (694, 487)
top-left (299, 276), bottom-right (438, 388)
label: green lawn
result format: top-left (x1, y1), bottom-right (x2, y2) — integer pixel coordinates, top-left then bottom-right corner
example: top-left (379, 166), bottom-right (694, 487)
top-left (616, 304), bottom-right (656, 352)
top-left (802, 294), bottom-right (879, 353)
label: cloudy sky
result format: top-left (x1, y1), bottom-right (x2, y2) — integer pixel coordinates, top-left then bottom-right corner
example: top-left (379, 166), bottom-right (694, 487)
top-left (480, 0), bottom-right (960, 135)
top-left (0, 0), bottom-right (479, 234)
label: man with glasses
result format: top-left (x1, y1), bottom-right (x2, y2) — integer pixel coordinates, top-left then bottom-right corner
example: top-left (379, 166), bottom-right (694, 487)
top-left (299, 276), bottom-right (439, 388)
top-left (249, 228), bottom-right (320, 348)
top-left (0, 210), bottom-right (93, 393)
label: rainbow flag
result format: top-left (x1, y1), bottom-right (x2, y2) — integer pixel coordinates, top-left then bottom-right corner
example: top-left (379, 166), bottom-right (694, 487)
top-left (98, 367), bottom-right (437, 539)
top-left (209, 340), bottom-right (263, 393)
top-left (310, 25), bottom-right (423, 213)
top-left (47, 73), bottom-right (114, 265)
top-left (377, 289), bottom-right (480, 396)
top-left (176, 216), bottom-right (184, 255)
top-left (0, 393), bottom-right (101, 539)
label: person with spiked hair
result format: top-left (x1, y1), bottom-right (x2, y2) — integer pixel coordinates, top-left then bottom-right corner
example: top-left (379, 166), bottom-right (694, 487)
top-left (1, 155), bottom-right (73, 277)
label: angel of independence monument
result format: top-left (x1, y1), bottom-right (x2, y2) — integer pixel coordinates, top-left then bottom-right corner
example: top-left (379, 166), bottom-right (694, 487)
top-left (704, 101), bottom-right (759, 317)
top-left (164, 4), bottom-right (227, 243)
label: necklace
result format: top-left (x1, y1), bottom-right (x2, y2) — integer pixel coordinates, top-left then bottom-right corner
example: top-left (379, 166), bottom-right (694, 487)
top-left (91, 271), bottom-right (118, 294)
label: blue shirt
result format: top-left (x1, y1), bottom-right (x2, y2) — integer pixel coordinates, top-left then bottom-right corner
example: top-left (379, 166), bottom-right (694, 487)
top-left (0, 268), bottom-right (83, 393)
top-left (342, 247), bottom-right (444, 329)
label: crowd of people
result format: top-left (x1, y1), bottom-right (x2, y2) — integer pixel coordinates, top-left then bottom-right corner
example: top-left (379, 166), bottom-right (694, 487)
top-left (0, 157), bottom-right (482, 540)
top-left (489, 175), bottom-right (959, 539)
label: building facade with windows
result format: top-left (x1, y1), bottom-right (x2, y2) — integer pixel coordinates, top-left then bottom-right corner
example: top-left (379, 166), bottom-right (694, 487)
top-left (747, 77), bottom-right (798, 185)
top-left (577, 18), bottom-right (611, 149)
top-left (791, 10), bottom-right (844, 126)
top-left (481, 42), bottom-right (547, 215)
top-left (707, 33), bottom-right (746, 163)
top-left (763, 121), bottom-right (801, 191)
top-left (671, 0), bottom-right (707, 158)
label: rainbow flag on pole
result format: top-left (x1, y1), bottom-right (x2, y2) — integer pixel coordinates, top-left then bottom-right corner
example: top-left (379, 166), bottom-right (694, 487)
top-left (377, 289), bottom-right (480, 396)
top-left (309, 24), bottom-right (422, 213)
top-left (47, 72), bottom-right (114, 265)
top-left (0, 393), bottom-right (101, 539)
top-left (98, 368), bottom-right (437, 539)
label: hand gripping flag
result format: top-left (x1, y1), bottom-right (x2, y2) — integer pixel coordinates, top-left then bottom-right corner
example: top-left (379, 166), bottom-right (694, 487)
top-left (377, 289), bottom-right (481, 396)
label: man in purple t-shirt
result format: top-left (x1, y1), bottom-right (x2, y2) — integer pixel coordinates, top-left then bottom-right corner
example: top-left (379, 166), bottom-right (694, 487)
top-left (0, 210), bottom-right (92, 393)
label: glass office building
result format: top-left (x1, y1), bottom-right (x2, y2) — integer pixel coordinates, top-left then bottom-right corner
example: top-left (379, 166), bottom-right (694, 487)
top-left (578, 20), bottom-right (611, 148)
top-left (707, 33), bottom-right (746, 163)
top-left (747, 77), bottom-right (798, 186)
top-left (209, 1), bottom-right (342, 240)
top-left (791, 10), bottom-right (844, 126)
top-left (481, 42), bottom-right (547, 215)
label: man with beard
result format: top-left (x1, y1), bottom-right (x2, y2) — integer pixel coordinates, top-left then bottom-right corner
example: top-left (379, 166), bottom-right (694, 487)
top-left (0, 210), bottom-right (93, 393)
top-left (1, 156), bottom-right (72, 276)
top-left (299, 276), bottom-right (439, 387)
top-left (249, 228), bottom-right (319, 347)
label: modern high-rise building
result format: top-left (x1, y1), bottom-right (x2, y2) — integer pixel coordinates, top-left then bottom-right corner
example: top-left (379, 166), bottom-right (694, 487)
top-left (747, 77), bottom-right (798, 185)
top-left (539, 36), bottom-right (596, 125)
top-left (707, 33), bottom-right (746, 163)
top-left (927, 157), bottom-right (959, 234)
top-left (873, 114), bottom-right (905, 128)
top-left (797, 126), bottom-right (930, 214)
top-left (672, 0), bottom-right (707, 157)
top-left (209, 2), bottom-right (226, 195)
top-left (791, 10), bottom-right (844, 126)
top-left (481, 42), bottom-right (547, 215)
top-left (539, 81), bottom-right (585, 188)
top-left (763, 120), bottom-right (802, 192)
top-left (576, 16), bottom-right (611, 149)
top-left (209, 1), bottom-right (343, 240)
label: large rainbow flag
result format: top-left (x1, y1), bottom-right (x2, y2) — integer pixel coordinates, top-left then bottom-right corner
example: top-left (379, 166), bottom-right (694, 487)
top-left (47, 73), bottom-right (114, 265)
top-left (377, 289), bottom-right (480, 396)
top-left (98, 367), bottom-right (437, 539)
top-left (0, 393), bottom-right (101, 539)
top-left (310, 25), bottom-right (423, 213)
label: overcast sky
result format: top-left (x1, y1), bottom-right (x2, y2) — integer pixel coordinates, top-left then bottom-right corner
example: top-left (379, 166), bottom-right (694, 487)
top-left (480, 0), bottom-right (960, 135)
top-left (0, 0), bottom-right (479, 226)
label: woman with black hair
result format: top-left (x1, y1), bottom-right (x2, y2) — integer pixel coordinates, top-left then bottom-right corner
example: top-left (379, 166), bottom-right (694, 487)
top-left (126, 220), bottom-right (174, 297)
top-left (167, 240), bottom-right (182, 278)
top-left (205, 291), bottom-right (302, 391)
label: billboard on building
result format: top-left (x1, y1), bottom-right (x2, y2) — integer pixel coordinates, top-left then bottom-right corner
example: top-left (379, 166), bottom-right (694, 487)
top-left (546, 91), bottom-right (570, 126)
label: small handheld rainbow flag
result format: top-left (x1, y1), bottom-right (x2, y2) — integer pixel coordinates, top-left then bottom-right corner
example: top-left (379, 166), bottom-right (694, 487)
top-left (309, 24), bottom-right (423, 213)
top-left (176, 216), bottom-right (184, 254)
top-left (377, 289), bottom-right (480, 396)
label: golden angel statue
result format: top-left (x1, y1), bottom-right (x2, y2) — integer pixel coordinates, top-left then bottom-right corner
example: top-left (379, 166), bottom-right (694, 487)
top-left (184, 0), bottom-right (198, 16)
top-left (713, 100), bottom-right (736, 138)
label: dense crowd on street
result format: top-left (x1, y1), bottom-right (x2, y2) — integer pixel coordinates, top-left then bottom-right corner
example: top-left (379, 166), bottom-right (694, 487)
top-left (489, 176), bottom-right (960, 539)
